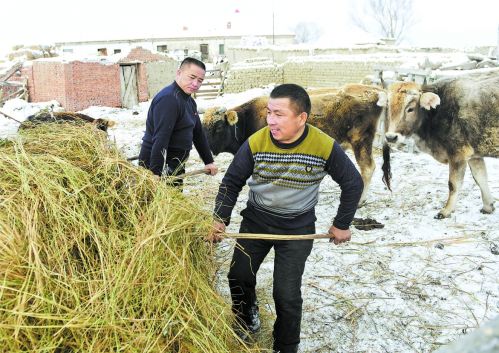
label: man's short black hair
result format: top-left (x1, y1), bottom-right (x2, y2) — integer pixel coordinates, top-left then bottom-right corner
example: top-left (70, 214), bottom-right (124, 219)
top-left (180, 57), bottom-right (206, 71)
top-left (270, 83), bottom-right (311, 116)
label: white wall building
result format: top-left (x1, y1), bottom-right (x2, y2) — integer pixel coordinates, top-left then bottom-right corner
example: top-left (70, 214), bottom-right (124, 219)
top-left (55, 30), bottom-right (295, 63)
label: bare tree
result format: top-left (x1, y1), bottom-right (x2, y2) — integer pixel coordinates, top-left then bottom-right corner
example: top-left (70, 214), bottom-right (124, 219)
top-left (350, 0), bottom-right (416, 43)
top-left (293, 22), bottom-right (323, 44)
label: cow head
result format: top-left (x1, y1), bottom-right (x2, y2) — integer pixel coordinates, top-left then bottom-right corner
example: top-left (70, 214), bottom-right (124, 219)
top-left (202, 106), bottom-right (241, 155)
top-left (93, 118), bottom-right (116, 132)
top-left (385, 82), bottom-right (441, 144)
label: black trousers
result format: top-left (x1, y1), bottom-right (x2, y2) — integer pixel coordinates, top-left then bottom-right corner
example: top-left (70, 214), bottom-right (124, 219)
top-left (138, 147), bottom-right (188, 187)
top-left (228, 218), bottom-right (314, 353)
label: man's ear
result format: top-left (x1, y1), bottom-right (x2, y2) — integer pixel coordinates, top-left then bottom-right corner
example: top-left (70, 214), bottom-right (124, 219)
top-left (299, 112), bottom-right (308, 125)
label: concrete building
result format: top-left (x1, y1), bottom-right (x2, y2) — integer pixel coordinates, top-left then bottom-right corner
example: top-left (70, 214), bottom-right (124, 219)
top-left (55, 31), bottom-right (295, 63)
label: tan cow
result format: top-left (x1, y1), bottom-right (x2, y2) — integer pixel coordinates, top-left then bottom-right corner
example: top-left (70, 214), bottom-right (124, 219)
top-left (382, 71), bottom-right (498, 218)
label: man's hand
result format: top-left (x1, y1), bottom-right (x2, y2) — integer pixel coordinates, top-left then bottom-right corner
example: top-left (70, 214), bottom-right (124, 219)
top-left (328, 225), bottom-right (351, 245)
top-left (205, 221), bottom-right (225, 243)
top-left (205, 163), bottom-right (218, 176)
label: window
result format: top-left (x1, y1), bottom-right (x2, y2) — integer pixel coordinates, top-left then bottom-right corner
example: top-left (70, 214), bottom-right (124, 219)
top-left (97, 48), bottom-right (108, 56)
top-left (62, 48), bottom-right (73, 53)
top-left (219, 44), bottom-right (225, 55)
top-left (114, 49), bottom-right (122, 54)
top-left (157, 45), bottom-right (168, 52)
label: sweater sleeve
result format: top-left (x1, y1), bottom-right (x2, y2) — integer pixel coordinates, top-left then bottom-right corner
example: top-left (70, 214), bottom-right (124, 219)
top-left (326, 141), bottom-right (364, 230)
top-left (192, 107), bottom-right (215, 165)
top-left (214, 141), bottom-right (254, 225)
top-left (150, 96), bottom-right (179, 176)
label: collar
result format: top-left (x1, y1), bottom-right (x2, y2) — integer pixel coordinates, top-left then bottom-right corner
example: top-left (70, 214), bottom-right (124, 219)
top-left (173, 81), bottom-right (190, 99)
top-left (269, 124), bottom-right (309, 149)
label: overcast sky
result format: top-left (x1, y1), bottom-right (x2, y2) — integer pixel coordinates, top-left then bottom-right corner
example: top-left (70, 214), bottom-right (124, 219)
top-left (1, 0), bottom-right (498, 55)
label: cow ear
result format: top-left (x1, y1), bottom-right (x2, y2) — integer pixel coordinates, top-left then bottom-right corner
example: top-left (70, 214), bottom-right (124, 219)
top-left (95, 118), bottom-right (116, 128)
top-left (420, 92), bottom-right (440, 110)
top-left (225, 111), bottom-right (238, 126)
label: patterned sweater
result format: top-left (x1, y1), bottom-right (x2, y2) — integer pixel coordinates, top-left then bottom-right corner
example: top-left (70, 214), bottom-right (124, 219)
top-left (214, 124), bottom-right (363, 230)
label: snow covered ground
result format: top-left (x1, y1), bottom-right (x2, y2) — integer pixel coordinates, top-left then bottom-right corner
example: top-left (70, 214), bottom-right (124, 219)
top-left (1, 91), bottom-right (498, 353)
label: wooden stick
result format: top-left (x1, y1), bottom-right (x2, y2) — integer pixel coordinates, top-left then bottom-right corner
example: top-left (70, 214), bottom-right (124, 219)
top-left (224, 232), bottom-right (333, 240)
top-left (175, 168), bottom-right (210, 179)
top-left (0, 109), bottom-right (22, 124)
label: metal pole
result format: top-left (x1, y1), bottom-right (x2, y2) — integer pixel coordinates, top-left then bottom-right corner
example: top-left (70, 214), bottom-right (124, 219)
top-left (272, 11), bottom-right (275, 45)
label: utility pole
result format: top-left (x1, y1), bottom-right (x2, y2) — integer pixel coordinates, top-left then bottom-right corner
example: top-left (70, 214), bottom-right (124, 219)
top-left (272, 12), bottom-right (275, 45)
top-left (496, 24), bottom-right (499, 59)
top-left (272, 0), bottom-right (275, 45)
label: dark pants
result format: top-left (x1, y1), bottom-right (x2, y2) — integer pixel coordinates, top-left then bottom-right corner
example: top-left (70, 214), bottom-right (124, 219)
top-left (228, 218), bottom-right (314, 353)
top-left (138, 147), bottom-right (188, 187)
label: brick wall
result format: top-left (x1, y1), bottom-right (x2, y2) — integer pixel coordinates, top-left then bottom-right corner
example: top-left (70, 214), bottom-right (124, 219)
top-left (65, 61), bottom-right (121, 111)
top-left (2, 48), bottom-right (179, 110)
top-left (29, 61), bottom-right (68, 107)
top-left (122, 47), bottom-right (170, 63)
top-left (136, 63), bottom-right (149, 102)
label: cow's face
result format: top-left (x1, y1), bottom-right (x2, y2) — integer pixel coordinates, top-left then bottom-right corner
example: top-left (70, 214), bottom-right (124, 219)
top-left (385, 82), bottom-right (440, 144)
top-left (93, 118), bottom-right (116, 132)
top-left (202, 107), bottom-right (240, 155)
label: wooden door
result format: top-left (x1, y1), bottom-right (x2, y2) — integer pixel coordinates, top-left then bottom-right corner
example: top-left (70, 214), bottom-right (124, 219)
top-left (120, 64), bottom-right (138, 108)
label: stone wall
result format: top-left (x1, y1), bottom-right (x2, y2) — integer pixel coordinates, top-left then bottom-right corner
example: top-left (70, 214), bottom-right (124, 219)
top-left (223, 58), bottom-right (283, 93)
top-left (144, 61), bottom-right (178, 98)
top-left (226, 45), bottom-right (462, 64)
top-left (223, 54), bottom-right (406, 93)
top-left (283, 55), bottom-right (405, 88)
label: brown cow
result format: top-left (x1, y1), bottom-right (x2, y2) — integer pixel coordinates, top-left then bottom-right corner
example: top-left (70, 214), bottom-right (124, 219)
top-left (20, 112), bottom-right (116, 132)
top-left (382, 71), bottom-right (498, 218)
top-left (203, 84), bottom-right (387, 205)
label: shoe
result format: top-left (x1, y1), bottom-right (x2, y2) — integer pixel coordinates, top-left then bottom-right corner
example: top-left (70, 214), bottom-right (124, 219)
top-left (234, 304), bottom-right (260, 343)
top-left (245, 304), bottom-right (261, 333)
top-left (234, 326), bottom-right (252, 343)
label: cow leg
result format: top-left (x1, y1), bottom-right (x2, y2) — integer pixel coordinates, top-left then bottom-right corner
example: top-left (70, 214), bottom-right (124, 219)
top-left (353, 144), bottom-right (375, 207)
top-left (468, 157), bottom-right (495, 214)
top-left (436, 160), bottom-right (466, 219)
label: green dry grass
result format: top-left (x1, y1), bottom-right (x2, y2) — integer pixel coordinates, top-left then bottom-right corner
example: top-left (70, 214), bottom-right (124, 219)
top-left (0, 123), bottom-right (257, 353)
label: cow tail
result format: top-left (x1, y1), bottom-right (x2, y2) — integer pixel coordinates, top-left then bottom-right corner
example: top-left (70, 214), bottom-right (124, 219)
top-left (381, 142), bottom-right (392, 191)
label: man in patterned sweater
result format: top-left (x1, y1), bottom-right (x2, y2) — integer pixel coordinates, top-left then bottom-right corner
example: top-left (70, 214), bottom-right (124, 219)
top-left (207, 83), bottom-right (363, 353)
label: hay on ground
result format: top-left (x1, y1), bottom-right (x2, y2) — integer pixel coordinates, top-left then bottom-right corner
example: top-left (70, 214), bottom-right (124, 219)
top-left (0, 123), bottom-right (254, 353)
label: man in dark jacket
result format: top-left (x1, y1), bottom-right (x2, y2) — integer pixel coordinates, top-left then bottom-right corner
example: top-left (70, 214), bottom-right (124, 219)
top-left (138, 57), bottom-right (217, 183)
top-left (207, 84), bottom-right (363, 353)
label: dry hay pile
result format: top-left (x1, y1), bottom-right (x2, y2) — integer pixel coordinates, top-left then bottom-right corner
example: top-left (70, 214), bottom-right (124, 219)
top-left (0, 124), bottom-right (251, 353)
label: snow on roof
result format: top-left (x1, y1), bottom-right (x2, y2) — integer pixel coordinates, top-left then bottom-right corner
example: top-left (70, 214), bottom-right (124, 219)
top-left (34, 52), bottom-right (129, 65)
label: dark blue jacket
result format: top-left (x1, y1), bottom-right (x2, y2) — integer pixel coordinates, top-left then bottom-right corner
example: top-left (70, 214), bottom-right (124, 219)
top-left (140, 81), bottom-right (214, 175)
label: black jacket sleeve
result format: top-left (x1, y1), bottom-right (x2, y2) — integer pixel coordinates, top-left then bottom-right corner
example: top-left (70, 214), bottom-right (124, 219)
top-left (149, 96), bottom-right (178, 176)
top-left (214, 141), bottom-right (254, 225)
top-left (192, 106), bottom-right (214, 165)
top-left (326, 141), bottom-right (364, 230)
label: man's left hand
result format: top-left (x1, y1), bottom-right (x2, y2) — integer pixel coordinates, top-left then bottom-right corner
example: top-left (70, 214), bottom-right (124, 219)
top-left (205, 163), bottom-right (218, 176)
top-left (328, 226), bottom-right (351, 245)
